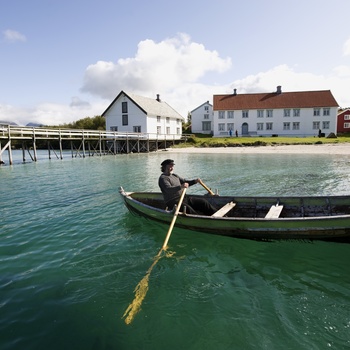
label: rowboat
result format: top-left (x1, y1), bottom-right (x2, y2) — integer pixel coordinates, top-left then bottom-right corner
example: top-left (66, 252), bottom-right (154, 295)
top-left (119, 187), bottom-right (350, 242)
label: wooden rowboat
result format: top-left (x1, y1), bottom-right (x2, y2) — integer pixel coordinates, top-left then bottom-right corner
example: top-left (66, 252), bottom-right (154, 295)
top-left (119, 187), bottom-right (350, 242)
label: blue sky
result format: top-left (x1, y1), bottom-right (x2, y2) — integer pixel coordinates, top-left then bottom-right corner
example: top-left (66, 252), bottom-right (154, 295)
top-left (1, 0), bottom-right (350, 126)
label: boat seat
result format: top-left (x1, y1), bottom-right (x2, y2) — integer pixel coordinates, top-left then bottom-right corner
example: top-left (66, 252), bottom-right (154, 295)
top-left (212, 202), bottom-right (236, 217)
top-left (265, 204), bottom-right (284, 219)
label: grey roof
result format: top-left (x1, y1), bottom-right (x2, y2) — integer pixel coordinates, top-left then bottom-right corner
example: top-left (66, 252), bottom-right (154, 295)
top-left (102, 90), bottom-right (184, 120)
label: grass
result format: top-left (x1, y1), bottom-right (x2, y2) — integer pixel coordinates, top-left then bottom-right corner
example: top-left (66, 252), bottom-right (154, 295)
top-left (177, 133), bottom-right (350, 148)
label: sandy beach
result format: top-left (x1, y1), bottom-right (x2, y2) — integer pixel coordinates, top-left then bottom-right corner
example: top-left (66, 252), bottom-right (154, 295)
top-left (165, 143), bottom-right (350, 155)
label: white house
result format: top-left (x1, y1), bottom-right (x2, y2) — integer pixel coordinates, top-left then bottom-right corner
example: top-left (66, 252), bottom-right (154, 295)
top-left (102, 91), bottom-right (184, 139)
top-left (213, 86), bottom-right (339, 137)
top-left (190, 101), bottom-right (213, 134)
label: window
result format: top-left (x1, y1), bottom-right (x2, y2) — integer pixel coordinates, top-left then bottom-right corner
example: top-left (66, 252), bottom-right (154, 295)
top-left (204, 106), bottom-right (209, 111)
top-left (284, 109), bottom-right (291, 117)
top-left (242, 110), bottom-right (249, 118)
top-left (323, 108), bottom-right (330, 116)
top-left (166, 127), bottom-right (170, 134)
top-left (157, 126), bottom-right (161, 134)
top-left (110, 126), bottom-right (118, 131)
top-left (344, 123), bottom-right (350, 128)
top-left (313, 108), bottom-right (320, 116)
top-left (257, 123), bottom-right (264, 130)
top-left (293, 109), bottom-right (300, 117)
top-left (157, 116), bottom-right (161, 123)
top-left (219, 111), bottom-right (225, 119)
top-left (202, 121), bottom-right (211, 131)
top-left (133, 126), bottom-right (141, 133)
top-left (176, 119), bottom-right (180, 124)
top-left (227, 123), bottom-right (234, 131)
top-left (122, 115), bottom-right (128, 125)
top-left (266, 122), bottom-right (273, 130)
top-left (257, 110), bottom-right (264, 118)
top-left (204, 114), bottom-right (209, 119)
top-left (166, 117), bottom-right (170, 123)
top-left (218, 123), bottom-right (225, 131)
top-left (267, 110), bottom-right (273, 118)
top-left (177, 128), bottom-right (180, 135)
top-left (293, 122), bottom-right (300, 130)
top-left (344, 114), bottom-right (350, 120)
top-left (122, 101), bottom-right (128, 113)
top-left (228, 111), bottom-right (234, 119)
top-left (322, 121), bottom-right (330, 129)
top-left (313, 121), bottom-right (320, 130)
top-left (283, 122), bottom-right (290, 130)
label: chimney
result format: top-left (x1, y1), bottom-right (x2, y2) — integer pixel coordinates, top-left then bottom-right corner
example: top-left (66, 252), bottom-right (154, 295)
top-left (233, 88), bottom-right (237, 96)
top-left (156, 94), bottom-right (161, 102)
top-left (276, 86), bottom-right (282, 94)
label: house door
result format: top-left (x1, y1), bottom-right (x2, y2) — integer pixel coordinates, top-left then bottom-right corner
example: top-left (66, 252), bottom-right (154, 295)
top-left (242, 123), bottom-right (249, 135)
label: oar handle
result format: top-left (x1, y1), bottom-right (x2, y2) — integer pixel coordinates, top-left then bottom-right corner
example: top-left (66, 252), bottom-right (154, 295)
top-left (198, 179), bottom-right (215, 196)
top-left (161, 188), bottom-right (186, 250)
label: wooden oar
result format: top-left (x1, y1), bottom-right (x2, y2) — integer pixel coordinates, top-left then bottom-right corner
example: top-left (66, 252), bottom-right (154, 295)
top-left (122, 188), bottom-right (187, 325)
top-left (198, 179), bottom-right (215, 195)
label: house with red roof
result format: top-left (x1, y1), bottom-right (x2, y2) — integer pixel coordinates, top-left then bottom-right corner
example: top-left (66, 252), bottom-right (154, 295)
top-left (337, 109), bottom-right (350, 134)
top-left (213, 86), bottom-right (339, 137)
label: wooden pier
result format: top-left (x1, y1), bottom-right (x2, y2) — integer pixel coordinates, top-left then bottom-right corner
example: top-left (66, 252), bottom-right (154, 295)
top-left (0, 125), bottom-right (188, 165)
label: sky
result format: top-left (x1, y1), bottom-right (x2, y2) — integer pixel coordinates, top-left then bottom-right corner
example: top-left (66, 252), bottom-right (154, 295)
top-left (1, 0), bottom-right (350, 126)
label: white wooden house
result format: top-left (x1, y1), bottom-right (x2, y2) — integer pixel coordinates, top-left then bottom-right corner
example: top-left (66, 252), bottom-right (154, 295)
top-left (190, 101), bottom-right (213, 134)
top-left (213, 86), bottom-right (339, 137)
top-left (102, 91), bottom-right (184, 140)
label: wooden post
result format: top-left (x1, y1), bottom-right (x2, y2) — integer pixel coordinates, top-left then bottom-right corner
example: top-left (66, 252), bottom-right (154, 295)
top-left (48, 141), bottom-right (51, 159)
top-left (22, 142), bottom-right (26, 162)
top-left (82, 131), bottom-right (86, 158)
top-left (59, 130), bottom-right (63, 159)
top-left (7, 126), bottom-right (13, 165)
top-left (32, 128), bottom-right (37, 161)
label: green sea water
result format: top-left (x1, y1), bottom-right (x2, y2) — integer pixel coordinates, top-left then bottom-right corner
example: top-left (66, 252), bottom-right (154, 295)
top-left (1, 150), bottom-right (350, 349)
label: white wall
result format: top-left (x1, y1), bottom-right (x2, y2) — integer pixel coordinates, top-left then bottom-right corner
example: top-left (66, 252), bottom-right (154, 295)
top-left (191, 102), bottom-right (213, 134)
top-left (213, 107), bottom-right (338, 137)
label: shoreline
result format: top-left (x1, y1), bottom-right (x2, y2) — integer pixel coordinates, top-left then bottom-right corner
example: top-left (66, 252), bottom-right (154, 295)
top-left (164, 143), bottom-right (350, 155)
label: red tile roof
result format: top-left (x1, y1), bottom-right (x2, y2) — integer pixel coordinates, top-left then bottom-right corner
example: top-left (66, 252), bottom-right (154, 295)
top-left (213, 90), bottom-right (339, 111)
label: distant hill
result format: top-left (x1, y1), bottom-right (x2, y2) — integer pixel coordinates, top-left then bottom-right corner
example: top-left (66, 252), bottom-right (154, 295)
top-left (26, 122), bottom-right (46, 127)
top-left (0, 120), bottom-right (18, 126)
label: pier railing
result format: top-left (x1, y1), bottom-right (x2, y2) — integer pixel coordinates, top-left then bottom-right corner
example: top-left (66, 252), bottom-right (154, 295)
top-left (0, 125), bottom-right (191, 165)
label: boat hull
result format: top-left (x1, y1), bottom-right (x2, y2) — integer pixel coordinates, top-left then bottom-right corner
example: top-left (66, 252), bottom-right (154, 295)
top-left (120, 189), bottom-right (350, 242)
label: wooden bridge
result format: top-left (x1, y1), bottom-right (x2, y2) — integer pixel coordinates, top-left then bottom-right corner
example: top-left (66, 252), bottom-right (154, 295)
top-left (0, 125), bottom-right (190, 165)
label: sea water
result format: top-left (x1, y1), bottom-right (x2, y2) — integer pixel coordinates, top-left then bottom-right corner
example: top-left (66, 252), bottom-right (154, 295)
top-left (0, 150), bottom-right (350, 350)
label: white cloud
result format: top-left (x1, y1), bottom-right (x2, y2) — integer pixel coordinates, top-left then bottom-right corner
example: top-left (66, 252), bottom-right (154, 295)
top-left (3, 29), bottom-right (26, 42)
top-left (343, 37), bottom-right (350, 56)
top-left (4, 33), bottom-right (350, 126)
top-left (0, 100), bottom-right (104, 126)
top-left (81, 33), bottom-right (232, 100)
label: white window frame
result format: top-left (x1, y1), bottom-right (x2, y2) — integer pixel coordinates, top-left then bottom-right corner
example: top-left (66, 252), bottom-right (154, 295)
top-left (218, 123), bottom-right (225, 131)
top-left (322, 121), bottom-right (330, 129)
top-left (344, 114), bottom-right (350, 120)
top-left (293, 122), bottom-right (300, 130)
top-left (293, 109), bottom-right (300, 117)
top-left (266, 110), bottom-right (273, 118)
top-left (219, 111), bottom-right (225, 119)
top-left (266, 122), bottom-right (273, 130)
top-left (257, 123), bottom-right (264, 130)
top-left (323, 108), bottom-right (330, 116)
top-left (257, 110), bottom-right (264, 118)
top-left (227, 111), bottom-right (234, 119)
top-left (242, 110), bottom-right (249, 118)
top-left (313, 121), bottom-right (320, 130)
top-left (313, 108), bottom-right (320, 116)
top-left (283, 122), bottom-right (290, 130)
top-left (284, 109), bottom-right (291, 117)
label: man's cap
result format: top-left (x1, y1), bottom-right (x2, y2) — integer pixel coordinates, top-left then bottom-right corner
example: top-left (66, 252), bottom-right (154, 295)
top-left (161, 159), bottom-right (175, 166)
